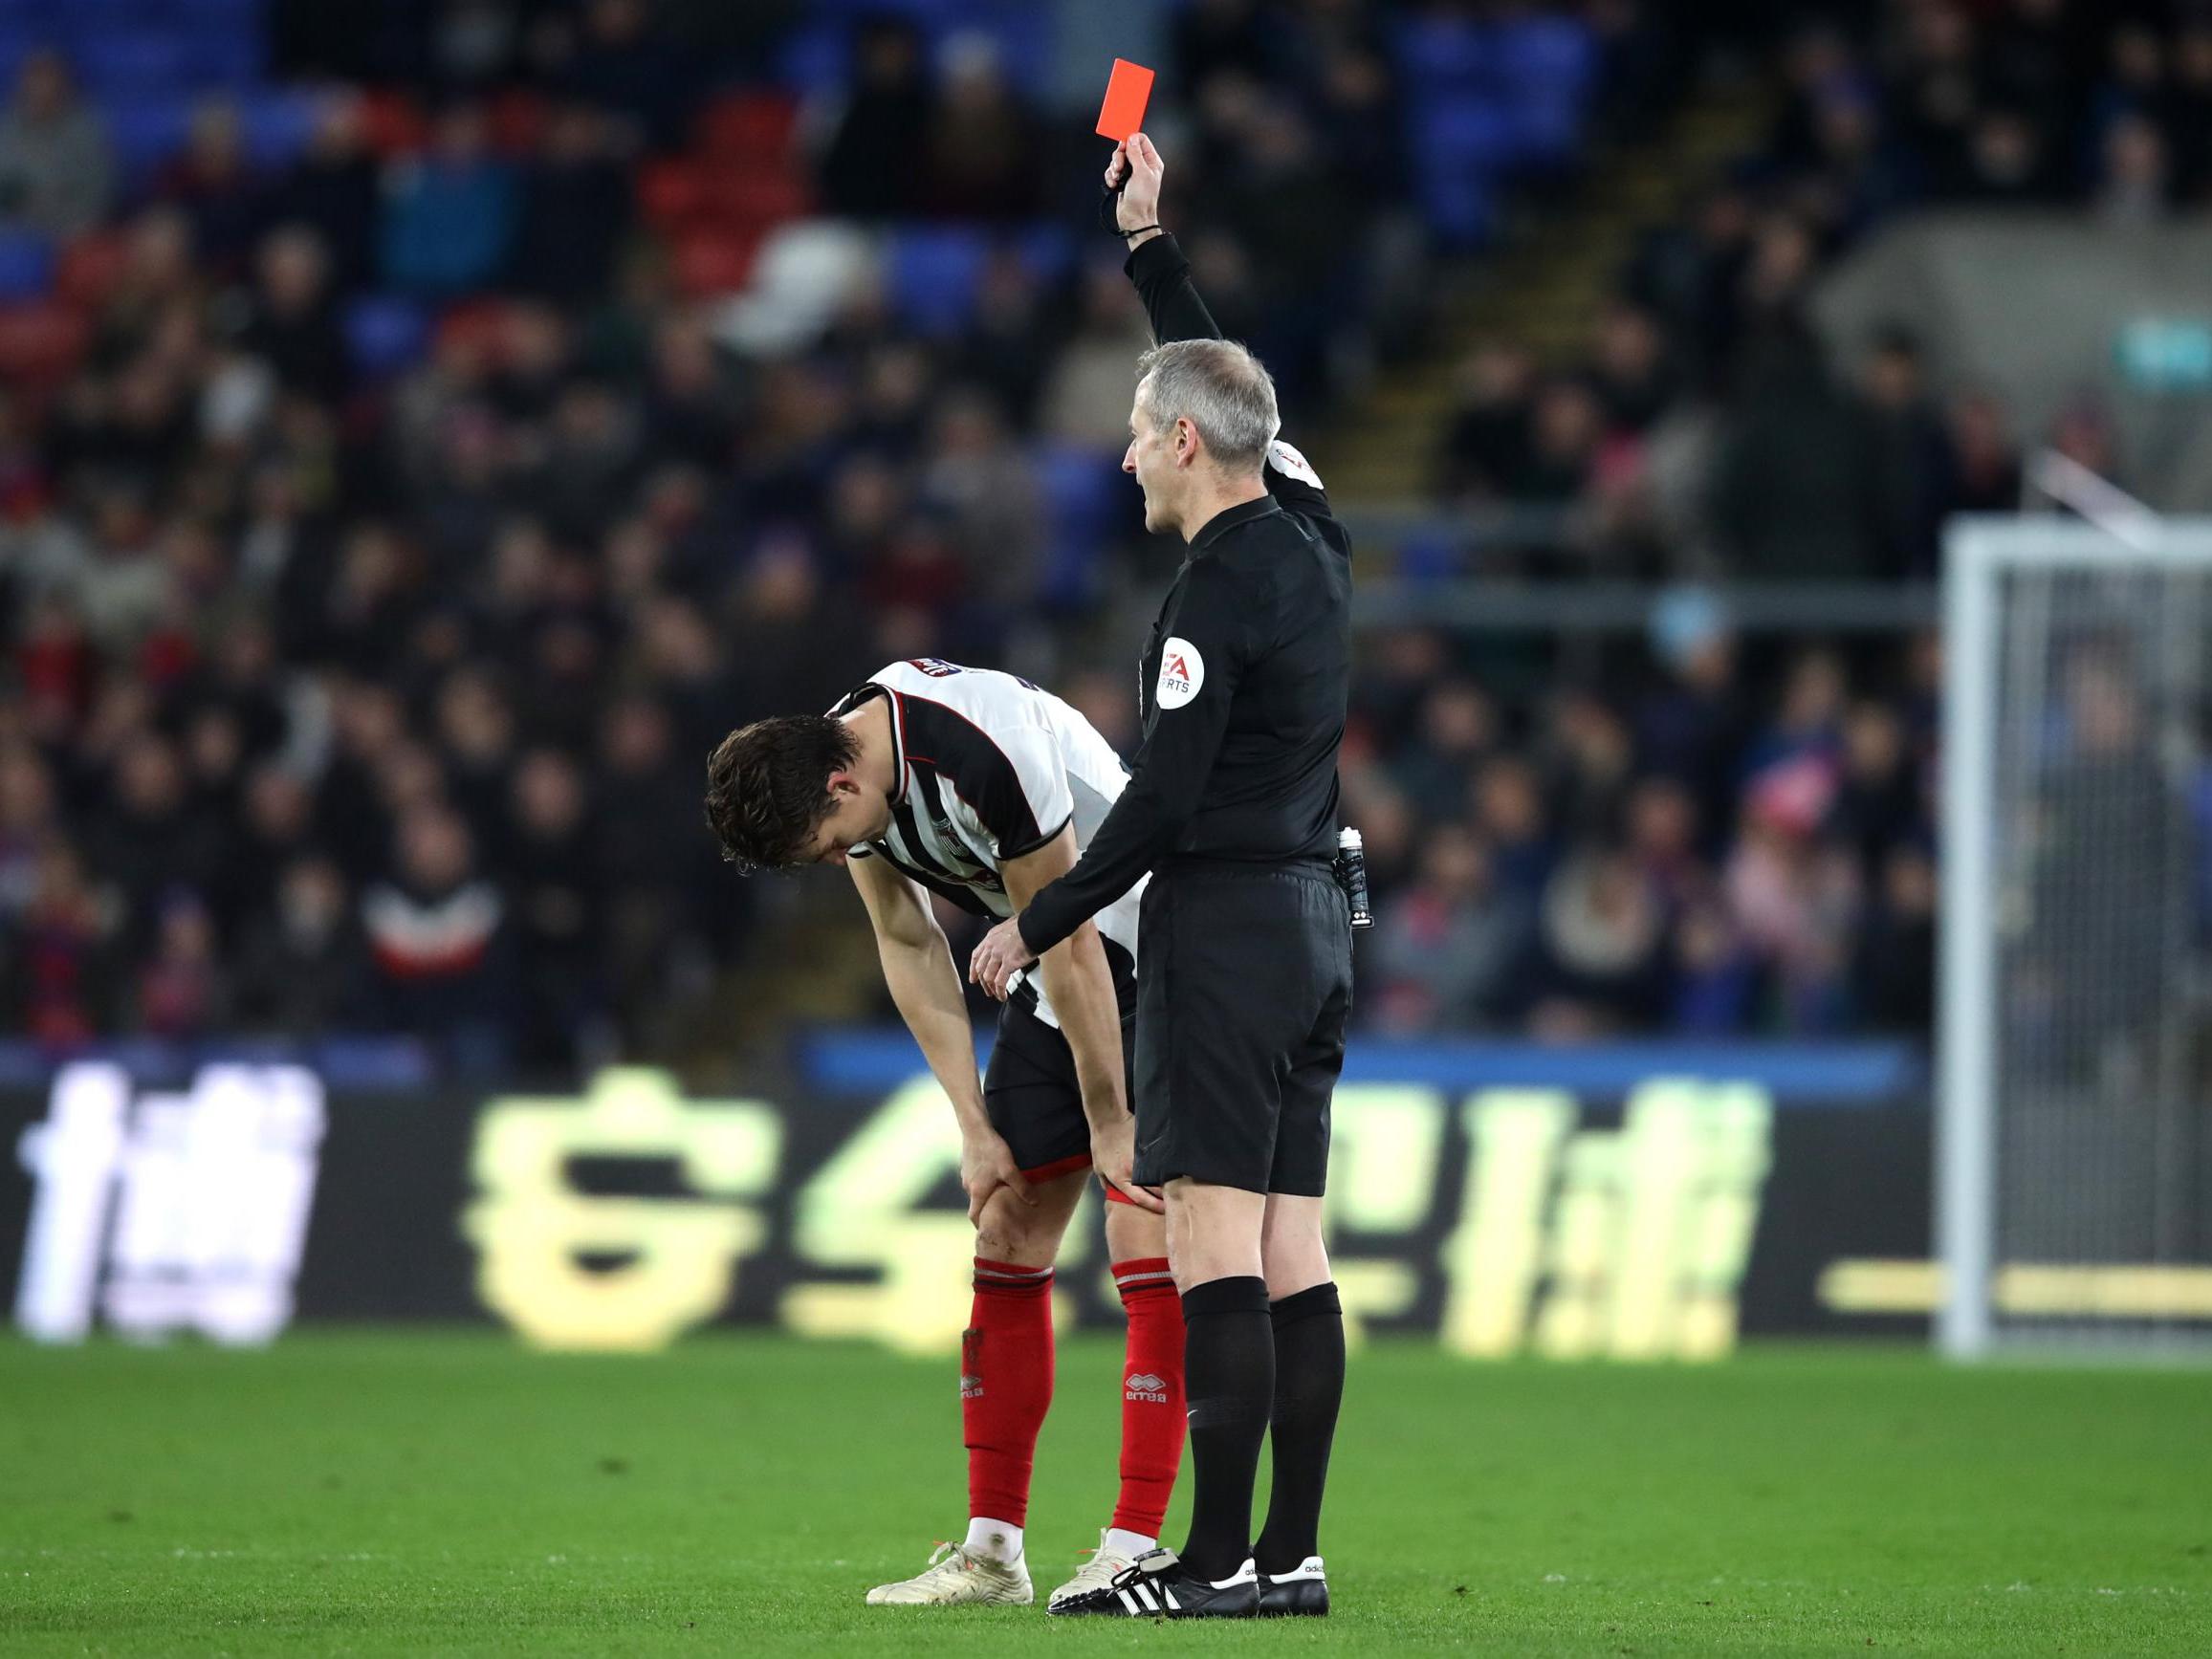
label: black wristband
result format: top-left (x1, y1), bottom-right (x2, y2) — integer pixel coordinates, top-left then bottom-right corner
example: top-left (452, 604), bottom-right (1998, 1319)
top-left (1121, 225), bottom-right (1162, 238)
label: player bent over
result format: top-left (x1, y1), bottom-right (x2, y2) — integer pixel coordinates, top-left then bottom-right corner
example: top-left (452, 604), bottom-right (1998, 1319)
top-left (704, 659), bottom-right (1185, 1610)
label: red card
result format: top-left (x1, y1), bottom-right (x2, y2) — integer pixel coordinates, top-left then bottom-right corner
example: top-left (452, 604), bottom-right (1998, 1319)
top-left (1095, 58), bottom-right (1155, 142)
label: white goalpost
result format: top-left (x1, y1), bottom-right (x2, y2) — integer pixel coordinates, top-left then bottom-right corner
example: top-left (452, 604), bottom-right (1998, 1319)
top-left (1940, 513), bottom-right (2212, 1359)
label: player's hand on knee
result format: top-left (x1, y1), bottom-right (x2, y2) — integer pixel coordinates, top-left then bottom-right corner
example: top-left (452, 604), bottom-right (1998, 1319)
top-left (1089, 1117), bottom-right (1165, 1213)
top-left (962, 1129), bottom-right (1034, 1227)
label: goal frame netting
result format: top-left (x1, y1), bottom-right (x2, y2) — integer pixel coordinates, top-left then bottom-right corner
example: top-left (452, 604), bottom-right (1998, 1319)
top-left (1939, 514), bottom-right (2212, 1361)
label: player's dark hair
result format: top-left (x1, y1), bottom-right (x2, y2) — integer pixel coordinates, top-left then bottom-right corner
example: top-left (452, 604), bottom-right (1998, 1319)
top-left (704, 715), bottom-right (861, 872)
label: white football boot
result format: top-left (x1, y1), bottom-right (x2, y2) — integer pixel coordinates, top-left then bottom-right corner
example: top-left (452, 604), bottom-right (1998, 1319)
top-left (1047, 1529), bottom-right (1141, 1613)
top-left (865, 1540), bottom-right (1035, 1606)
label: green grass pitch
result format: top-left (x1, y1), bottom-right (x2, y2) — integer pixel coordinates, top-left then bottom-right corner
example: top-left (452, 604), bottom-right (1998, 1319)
top-left (4, 1332), bottom-right (2209, 1655)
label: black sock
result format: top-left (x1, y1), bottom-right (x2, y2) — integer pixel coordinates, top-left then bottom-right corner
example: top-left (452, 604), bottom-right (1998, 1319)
top-left (1176, 1275), bottom-right (1272, 1582)
top-left (1255, 1281), bottom-right (1344, 1574)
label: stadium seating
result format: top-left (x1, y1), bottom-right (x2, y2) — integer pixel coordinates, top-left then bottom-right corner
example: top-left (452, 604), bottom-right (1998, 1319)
top-left (0, 229), bottom-right (55, 300)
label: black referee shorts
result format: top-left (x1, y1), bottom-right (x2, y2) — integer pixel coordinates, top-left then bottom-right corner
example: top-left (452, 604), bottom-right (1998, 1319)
top-left (1131, 859), bottom-right (1353, 1196)
top-left (984, 938), bottom-right (1140, 1197)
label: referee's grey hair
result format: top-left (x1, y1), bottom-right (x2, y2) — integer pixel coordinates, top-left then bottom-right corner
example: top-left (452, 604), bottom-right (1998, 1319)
top-left (1135, 338), bottom-right (1279, 474)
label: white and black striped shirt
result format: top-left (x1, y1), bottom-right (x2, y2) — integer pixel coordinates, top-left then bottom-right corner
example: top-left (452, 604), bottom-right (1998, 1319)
top-left (831, 658), bottom-right (1145, 1027)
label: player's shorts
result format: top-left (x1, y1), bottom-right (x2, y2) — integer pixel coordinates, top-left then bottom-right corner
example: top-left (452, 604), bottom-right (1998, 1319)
top-left (1131, 858), bottom-right (1353, 1196)
top-left (985, 937), bottom-right (1143, 1205)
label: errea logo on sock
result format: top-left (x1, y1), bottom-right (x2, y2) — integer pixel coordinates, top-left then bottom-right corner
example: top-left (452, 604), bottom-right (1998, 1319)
top-left (1125, 1372), bottom-right (1170, 1403)
top-left (960, 1373), bottom-right (984, 1398)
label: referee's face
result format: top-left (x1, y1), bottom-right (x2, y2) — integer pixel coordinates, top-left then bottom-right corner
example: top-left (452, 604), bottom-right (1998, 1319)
top-left (1125, 392), bottom-right (1175, 535)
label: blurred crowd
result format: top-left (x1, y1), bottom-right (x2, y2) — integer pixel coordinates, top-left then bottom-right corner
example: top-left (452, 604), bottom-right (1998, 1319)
top-left (1339, 611), bottom-right (1938, 1039)
top-left (1437, 0), bottom-right (2178, 581)
top-left (0, 0), bottom-right (2157, 1070)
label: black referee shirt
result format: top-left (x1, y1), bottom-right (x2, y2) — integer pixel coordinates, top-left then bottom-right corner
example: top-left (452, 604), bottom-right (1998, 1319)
top-left (1018, 233), bottom-right (1352, 958)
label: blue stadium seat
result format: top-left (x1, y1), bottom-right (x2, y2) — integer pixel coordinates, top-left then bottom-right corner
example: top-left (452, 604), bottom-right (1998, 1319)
top-left (180, 32), bottom-right (262, 91)
top-left (1033, 442), bottom-right (1124, 610)
top-left (1504, 95), bottom-right (1584, 171)
top-left (168, 0), bottom-right (261, 23)
top-left (1013, 221), bottom-right (1076, 285)
top-left (1495, 15), bottom-right (1597, 99)
top-left (1414, 97), bottom-right (1522, 177)
top-left (1415, 164), bottom-right (1497, 249)
top-left (74, 30), bottom-right (189, 99)
top-left (778, 0), bottom-right (1051, 101)
top-left (103, 97), bottom-right (194, 179)
top-left (0, 26), bottom-right (44, 87)
top-left (886, 226), bottom-right (989, 337)
top-left (1391, 13), bottom-right (1493, 95)
top-left (240, 91), bottom-right (321, 170)
top-left (0, 229), bottom-right (55, 300)
top-left (775, 16), bottom-right (847, 96)
top-left (344, 295), bottom-right (430, 381)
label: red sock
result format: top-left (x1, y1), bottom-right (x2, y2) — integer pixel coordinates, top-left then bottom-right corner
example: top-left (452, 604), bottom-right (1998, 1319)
top-left (964, 1258), bottom-right (1055, 1528)
top-left (1110, 1256), bottom-right (1186, 1539)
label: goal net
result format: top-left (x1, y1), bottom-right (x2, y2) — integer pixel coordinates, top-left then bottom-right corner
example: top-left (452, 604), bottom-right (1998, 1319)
top-left (1940, 517), bottom-right (2212, 1358)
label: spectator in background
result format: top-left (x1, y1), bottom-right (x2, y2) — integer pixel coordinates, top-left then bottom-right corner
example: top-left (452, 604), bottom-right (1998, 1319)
top-left (560, 0), bottom-right (696, 151)
top-left (918, 387), bottom-right (1040, 608)
top-left (1939, 390), bottom-right (2023, 518)
top-left (5, 840), bottom-right (120, 1042)
top-left (1857, 328), bottom-right (1948, 579)
top-left (1710, 324), bottom-right (1883, 578)
top-left (1944, 108), bottom-right (2060, 207)
top-left (1040, 263), bottom-right (1154, 449)
top-left (133, 889), bottom-right (229, 1037)
top-left (381, 103), bottom-right (517, 295)
top-left (239, 227), bottom-right (350, 403)
top-left (260, 95), bottom-right (380, 292)
top-left (1588, 302), bottom-right (1676, 437)
top-left (1472, 753), bottom-right (1556, 901)
top-left (919, 32), bottom-right (1041, 221)
top-left (1439, 343), bottom-right (1536, 502)
top-left (509, 103), bottom-right (633, 303)
top-left (504, 746), bottom-right (607, 1074)
top-left (1827, 699), bottom-right (1923, 890)
top-left (0, 51), bottom-right (111, 236)
top-left (1671, 898), bottom-right (1760, 1035)
top-left (1531, 845), bottom-right (1669, 1037)
top-left (2095, 114), bottom-right (2173, 226)
top-left (0, 743), bottom-right (59, 923)
top-left (2171, 26), bottom-right (2212, 202)
top-left (1391, 678), bottom-right (1498, 826)
top-left (155, 99), bottom-right (261, 275)
top-left (592, 693), bottom-right (704, 1048)
top-left (361, 802), bottom-right (515, 1077)
top-left (1725, 762), bottom-right (1859, 1033)
top-left (85, 730), bottom-right (223, 941)
top-left (820, 14), bottom-right (929, 219)
top-left (1855, 841), bottom-right (1936, 1035)
top-left (1369, 825), bottom-right (1531, 1034)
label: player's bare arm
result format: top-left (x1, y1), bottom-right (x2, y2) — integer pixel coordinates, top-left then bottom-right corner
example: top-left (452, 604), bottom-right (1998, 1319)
top-left (1000, 827), bottom-right (1163, 1215)
top-left (849, 852), bottom-right (1033, 1225)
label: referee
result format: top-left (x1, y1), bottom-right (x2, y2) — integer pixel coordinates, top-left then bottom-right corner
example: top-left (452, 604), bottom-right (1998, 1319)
top-left (970, 132), bottom-right (1353, 1621)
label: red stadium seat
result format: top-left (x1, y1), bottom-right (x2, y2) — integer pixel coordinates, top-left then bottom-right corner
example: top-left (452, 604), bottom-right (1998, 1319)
top-left (487, 89), bottom-right (548, 157)
top-left (638, 159), bottom-right (707, 232)
top-left (695, 92), bottom-right (798, 166)
top-left (694, 172), bottom-right (811, 236)
top-left (0, 302), bottom-right (90, 391)
top-left (670, 229), bottom-right (761, 298)
top-left (433, 297), bottom-right (509, 362)
top-left (360, 89), bottom-right (429, 158)
top-left (53, 232), bottom-right (128, 312)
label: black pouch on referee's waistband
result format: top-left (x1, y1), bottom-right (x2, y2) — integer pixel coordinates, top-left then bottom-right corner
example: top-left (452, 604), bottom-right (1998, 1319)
top-left (1332, 830), bottom-right (1373, 931)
